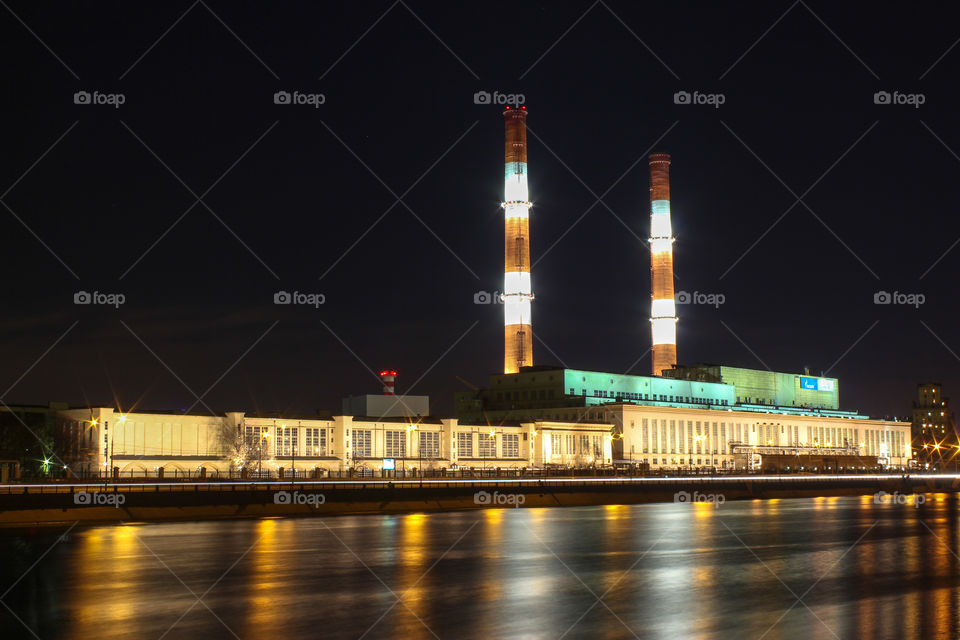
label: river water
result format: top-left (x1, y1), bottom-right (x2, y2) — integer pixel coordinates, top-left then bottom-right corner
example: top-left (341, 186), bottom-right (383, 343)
top-left (1, 494), bottom-right (958, 639)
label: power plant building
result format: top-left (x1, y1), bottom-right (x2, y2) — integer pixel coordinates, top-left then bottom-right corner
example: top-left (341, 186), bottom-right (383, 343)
top-left (453, 127), bottom-right (912, 472)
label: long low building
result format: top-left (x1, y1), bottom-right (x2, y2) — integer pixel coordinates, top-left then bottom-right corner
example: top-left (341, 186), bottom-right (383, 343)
top-left (591, 403), bottom-right (911, 470)
top-left (49, 407), bottom-right (616, 477)
top-left (42, 401), bottom-right (912, 477)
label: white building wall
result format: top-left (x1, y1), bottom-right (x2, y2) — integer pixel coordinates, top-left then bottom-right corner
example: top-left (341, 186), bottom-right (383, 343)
top-left (606, 405), bottom-right (912, 469)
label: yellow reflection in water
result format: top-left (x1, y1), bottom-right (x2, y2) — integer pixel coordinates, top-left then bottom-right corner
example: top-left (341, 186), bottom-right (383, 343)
top-left (693, 502), bottom-right (716, 519)
top-left (395, 512), bottom-right (432, 638)
top-left (68, 525), bottom-right (144, 635)
top-left (242, 518), bottom-right (281, 636)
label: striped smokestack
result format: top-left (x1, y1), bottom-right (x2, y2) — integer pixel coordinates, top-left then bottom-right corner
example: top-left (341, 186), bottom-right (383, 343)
top-left (649, 153), bottom-right (677, 376)
top-left (502, 105), bottom-right (533, 374)
top-left (379, 370), bottom-right (396, 395)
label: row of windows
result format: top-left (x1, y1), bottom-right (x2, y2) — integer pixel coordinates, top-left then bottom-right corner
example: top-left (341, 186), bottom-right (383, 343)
top-left (630, 419), bottom-right (908, 457)
top-left (352, 430), bottom-right (441, 459)
top-left (246, 425), bottom-right (330, 457)
top-left (496, 389), bottom-right (557, 402)
top-left (637, 419), bottom-right (735, 455)
top-left (247, 428), bottom-right (528, 460)
top-left (573, 388), bottom-right (729, 406)
top-left (457, 433), bottom-right (520, 458)
top-left (547, 433), bottom-right (603, 458)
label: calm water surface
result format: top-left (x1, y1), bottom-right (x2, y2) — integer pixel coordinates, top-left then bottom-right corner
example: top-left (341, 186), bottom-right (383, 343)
top-left (2, 495), bottom-right (959, 639)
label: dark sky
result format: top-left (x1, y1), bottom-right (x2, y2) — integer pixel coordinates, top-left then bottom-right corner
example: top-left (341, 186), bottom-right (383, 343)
top-left (2, 2), bottom-right (959, 419)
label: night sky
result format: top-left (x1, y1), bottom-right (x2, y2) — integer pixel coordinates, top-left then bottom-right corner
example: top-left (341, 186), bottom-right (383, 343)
top-left (3, 2), bottom-right (959, 419)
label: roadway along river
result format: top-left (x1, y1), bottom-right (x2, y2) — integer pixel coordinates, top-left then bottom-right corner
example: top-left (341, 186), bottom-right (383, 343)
top-left (1, 494), bottom-right (957, 639)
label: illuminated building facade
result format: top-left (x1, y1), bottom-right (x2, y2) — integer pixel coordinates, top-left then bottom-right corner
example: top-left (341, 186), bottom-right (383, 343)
top-left (49, 406), bottom-right (614, 477)
top-left (664, 364), bottom-right (840, 410)
top-left (912, 382), bottom-right (958, 468)
top-left (502, 105), bottom-right (534, 374)
top-left (453, 365), bottom-right (910, 470)
top-left (597, 403), bottom-right (911, 471)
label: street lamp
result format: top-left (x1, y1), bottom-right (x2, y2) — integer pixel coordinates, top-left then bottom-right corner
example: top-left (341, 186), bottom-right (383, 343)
top-left (694, 435), bottom-right (706, 473)
top-left (291, 421), bottom-right (300, 484)
top-left (406, 424), bottom-right (417, 478)
top-left (258, 431), bottom-right (269, 478)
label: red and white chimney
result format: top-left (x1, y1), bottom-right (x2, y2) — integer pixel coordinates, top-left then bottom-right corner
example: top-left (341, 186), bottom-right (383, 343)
top-left (379, 370), bottom-right (397, 395)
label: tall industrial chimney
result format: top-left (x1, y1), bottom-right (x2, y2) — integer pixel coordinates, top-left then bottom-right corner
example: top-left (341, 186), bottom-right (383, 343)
top-left (502, 105), bottom-right (533, 374)
top-left (649, 153), bottom-right (677, 376)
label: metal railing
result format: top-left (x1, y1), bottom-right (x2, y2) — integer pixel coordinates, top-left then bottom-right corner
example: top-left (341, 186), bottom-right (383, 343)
top-left (0, 472), bottom-right (936, 496)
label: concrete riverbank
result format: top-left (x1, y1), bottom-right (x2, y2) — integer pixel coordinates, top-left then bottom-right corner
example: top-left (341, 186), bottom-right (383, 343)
top-left (1, 474), bottom-right (956, 528)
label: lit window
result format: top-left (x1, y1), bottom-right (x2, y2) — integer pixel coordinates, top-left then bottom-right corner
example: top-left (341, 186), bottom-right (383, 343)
top-left (457, 432), bottom-right (472, 457)
top-left (353, 430), bottom-right (371, 457)
top-left (479, 433), bottom-right (496, 457)
top-left (385, 431), bottom-right (406, 458)
top-left (503, 434), bottom-right (519, 458)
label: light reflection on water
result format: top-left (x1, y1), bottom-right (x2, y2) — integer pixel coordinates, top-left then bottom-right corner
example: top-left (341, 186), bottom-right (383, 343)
top-left (1, 495), bottom-right (959, 639)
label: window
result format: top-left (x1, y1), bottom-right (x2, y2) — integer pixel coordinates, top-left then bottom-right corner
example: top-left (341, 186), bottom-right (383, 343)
top-left (592, 436), bottom-right (602, 458)
top-left (419, 431), bottom-right (439, 459)
top-left (304, 428), bottom-right (326, 456)
top-left (550, 433), bottom-right (561, 457)
top-left (503, 434), bottom-right (519, 457)
top-left (457, 432), bottom-right (472, 457)
top-left (386, 430), bottom-right (406, 458)
top-left (244, 425), bottom-right (268, 447)
top-left (353, 429), bottom-right (371, 457)
top-left (275, 426), bottom-right (299, 457)
top-left (479, 433), bottom-right (496, 457)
